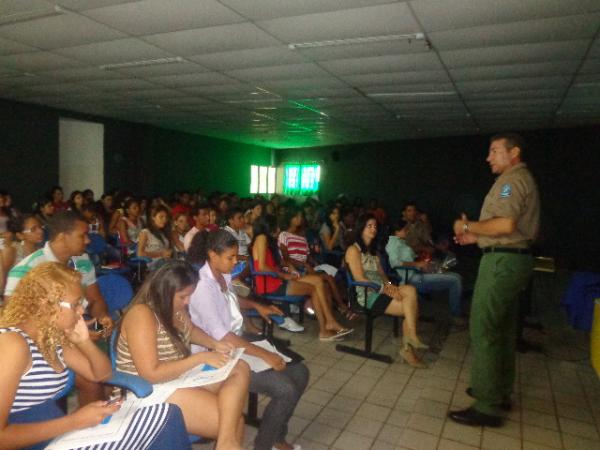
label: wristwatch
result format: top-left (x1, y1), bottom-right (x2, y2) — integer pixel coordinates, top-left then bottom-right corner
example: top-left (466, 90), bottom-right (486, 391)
top-left (462, 222), bottom-right (470, 233)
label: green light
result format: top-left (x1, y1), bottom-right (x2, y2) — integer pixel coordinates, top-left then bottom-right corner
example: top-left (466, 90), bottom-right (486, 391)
top-left (283, 164), bottom-right (320, 196)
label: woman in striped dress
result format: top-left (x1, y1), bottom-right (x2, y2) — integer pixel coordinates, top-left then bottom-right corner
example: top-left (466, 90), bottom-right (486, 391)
top-left (0, 262), bottom-right (191, 450)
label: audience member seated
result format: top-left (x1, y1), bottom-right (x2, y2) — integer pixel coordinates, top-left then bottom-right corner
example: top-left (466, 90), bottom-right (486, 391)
top-left (319, 205), bottom-right (347, 252)
top-left (33, 196), bottom-right (55, 230)
top-left (189, 229), bottom-right (309, 450)
top-left (68, 190), bottom-right (85, 214)
top-left (137, 205), bottom-right (173, 270)
top-left (97, 193), bottom-right (114, 232)
top-left (367, 198), bottom-right (388, 225)
top-left (183, 203), bottom-right (210, 252)
top-left (116, 198), bottom-right (143, 248)
top-left (244, 199), bottom-right (264, 238)
top-left (116, 261), bottom-right (249, 449)
top-left (5, 211), bottom-right (115, 405)
top-left (278, 208), bottom-right (350, 318)
top-left (207, 206), bottom-right (220, 231)
top-left (0, 191), bottom-right (10, 236)
top-left (345, 214), bottom-right (428, 368)
top-left (171, 212), bottom-right (189, 255)
top-left (49, 185), bottom-right (69, 212)
top-left (252, 215), bottom-right (352, 340)
top-left (0, 262), bottom-right (191, 450)
top-left (83, 189), bottom-right (95, 205)
top-left (81, 204), bottom-right (106, 238)
top-left (170, 191), bottom-right (192, 218)
top-left (402, 202), bottom-right (434, 255)
top-left (224, 207), bottom-right (252, 261)
top-left (1, 215), bottom-right (44, 284)
top-left (386, 221), bottom-right (465, 325)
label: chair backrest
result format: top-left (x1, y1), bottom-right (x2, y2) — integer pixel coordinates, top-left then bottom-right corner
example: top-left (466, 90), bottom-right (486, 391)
top-left (86, 233), bottom-right (108, 256)
top-left (97, 273), bottom-right (134, 318)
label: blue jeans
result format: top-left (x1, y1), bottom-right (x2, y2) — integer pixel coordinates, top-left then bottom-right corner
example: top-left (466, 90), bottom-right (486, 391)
top-left (407, 271), bottom-right (463, 317)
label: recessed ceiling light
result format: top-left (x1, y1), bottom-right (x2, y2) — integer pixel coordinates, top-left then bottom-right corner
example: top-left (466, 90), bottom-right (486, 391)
top-left (368, 91), bottom-right (455, 97)
top-left (100, 57), bottom-right (184, 70)
top-left (289, 33), bottom-right (425, 50)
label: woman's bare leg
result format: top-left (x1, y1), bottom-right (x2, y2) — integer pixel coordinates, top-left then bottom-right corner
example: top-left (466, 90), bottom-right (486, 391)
top-left (168, 362), bottom-right (249, 449)
top-left (287, 279), bottom-right (332, 337)
top-left (297, 274), bottom-right (345, 332)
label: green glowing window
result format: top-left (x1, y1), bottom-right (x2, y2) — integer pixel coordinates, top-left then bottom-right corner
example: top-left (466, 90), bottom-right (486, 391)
top-left (250, 165), bottom-right (276, 194)
top-left (283, 164), bottom-right (321, 196)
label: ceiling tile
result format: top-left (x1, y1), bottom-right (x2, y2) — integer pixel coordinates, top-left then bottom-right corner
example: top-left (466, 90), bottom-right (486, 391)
top-left (82, 0), bottom-right (245, 36)
top-left (0, 51), bottom-right (85, 71)
top-left (450, 61), bottom-right (579, 81)
top-left (257, 3), bottom-right (419, 43)
top-left (296, 39), bottom-right (429, 61)
top-left (341, 70), bottom-right (450, 86)
top-left (37, 66), bottom-right (123, 82)
top-left (0, 13), bottom-right (126, 50)
top-left (321, 52), bottom-right (442, 75)
top-left (55, 38), bottom-right (176, 65)
top-left (111, 60), bottom-right (209, 77)
top-left (411, 0), bottom-right (600, 32)
top-left (219, 0), bottom-right (399, 21)
top-left (82, 78), bottom-right (161, 90)
top-left (149, 72), bottom-right (239, 87)
top-left (456, 76), bottom-right (571, 94)
top-left (440, 40), bottom-right (590, 68)
top-left (0, 36), bottom-right (37, 55)
top-left (144, 23), bottom-right (281, 55)
top-left (225, 63), bottom-right (329, 82)
top-left (429, 14), bottom-right (600, 51)
top-left (189, 46), bottom-right (306, 71)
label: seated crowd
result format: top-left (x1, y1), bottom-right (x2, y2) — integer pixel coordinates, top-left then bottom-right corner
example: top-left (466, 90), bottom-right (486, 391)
top-left (0, 186), bottom-right (464, 449)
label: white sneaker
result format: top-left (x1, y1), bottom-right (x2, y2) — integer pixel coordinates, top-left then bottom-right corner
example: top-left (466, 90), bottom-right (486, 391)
top-left (278, 317), bottom-right (304, 333)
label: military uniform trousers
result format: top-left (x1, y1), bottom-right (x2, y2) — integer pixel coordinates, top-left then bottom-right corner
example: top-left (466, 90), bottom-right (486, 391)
top-left (470, 251), bottom-right (533, 415)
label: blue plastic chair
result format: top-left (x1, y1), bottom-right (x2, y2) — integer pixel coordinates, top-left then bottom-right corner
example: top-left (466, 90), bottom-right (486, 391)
top-left (335, 268), bottom-right (398, 364)
top-left (97, 273), bottom-right (134, 321)
top-left (249, 263), bottom-right (306, 324)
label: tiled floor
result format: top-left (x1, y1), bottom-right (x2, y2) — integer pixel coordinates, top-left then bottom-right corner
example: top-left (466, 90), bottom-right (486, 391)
top-left (193, 309), bottom-right (600, 450)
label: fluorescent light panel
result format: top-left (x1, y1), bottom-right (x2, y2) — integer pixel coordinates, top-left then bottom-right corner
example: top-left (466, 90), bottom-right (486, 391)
top-left (0, 5), bottom-right (65, 26)
top-left (288, 33), bottom-right (424, 50)
top-left (368, 91), bottom-right (455, 97)
top-left (100, 57), bottom-right (184, 70)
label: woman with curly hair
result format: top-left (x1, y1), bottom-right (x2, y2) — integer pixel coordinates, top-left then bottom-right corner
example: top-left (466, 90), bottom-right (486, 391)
top-left (0, 262), bottom-right (191, 450)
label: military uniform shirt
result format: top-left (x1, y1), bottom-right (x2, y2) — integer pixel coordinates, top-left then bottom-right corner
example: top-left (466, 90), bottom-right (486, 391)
top-left (478, 162), bottom-right (540, 249)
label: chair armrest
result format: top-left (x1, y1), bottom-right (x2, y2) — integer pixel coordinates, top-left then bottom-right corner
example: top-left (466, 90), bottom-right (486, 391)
top-left (391, 265), bottom-right (423, 274)
top-left (105, 371), bottom-right (153, 398)
top-left (351, 280), bottom-right (381, 290)
top-left (253, 270), bottom-right (281, 278)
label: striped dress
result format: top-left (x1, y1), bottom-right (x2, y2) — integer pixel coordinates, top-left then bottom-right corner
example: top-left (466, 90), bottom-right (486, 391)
top-left (116, 311), bottom-right (191, 376)
top-left (2, 327), bottom-right (174, 450)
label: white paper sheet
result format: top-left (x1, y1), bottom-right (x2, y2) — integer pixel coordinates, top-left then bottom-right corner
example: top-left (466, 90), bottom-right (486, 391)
top-left (46, 348), bottom-right (245, 449)
top-left (240, 339), bottom-right (292, 373)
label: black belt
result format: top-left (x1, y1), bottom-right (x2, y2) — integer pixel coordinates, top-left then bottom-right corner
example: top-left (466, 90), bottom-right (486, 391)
top-left (482, 247), bottom-right (531, 255)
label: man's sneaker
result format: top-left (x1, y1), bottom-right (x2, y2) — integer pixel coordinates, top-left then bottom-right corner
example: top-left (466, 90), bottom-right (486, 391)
top-left (278, 317), bottom-right (304, 333)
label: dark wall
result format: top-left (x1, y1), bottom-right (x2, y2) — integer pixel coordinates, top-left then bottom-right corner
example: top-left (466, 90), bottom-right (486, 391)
top-left (0, 99), bottom-right (271, 209)
top-left (0, 99), bottom-right (60, 208)
top-left (276, 127), bottom-right (600, 270)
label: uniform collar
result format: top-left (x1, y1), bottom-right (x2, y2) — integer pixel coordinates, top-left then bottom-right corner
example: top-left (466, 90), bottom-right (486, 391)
top-left (199, 261), bottom-right (232, 285)
top-left (498, 162), bottom-right (526, 180)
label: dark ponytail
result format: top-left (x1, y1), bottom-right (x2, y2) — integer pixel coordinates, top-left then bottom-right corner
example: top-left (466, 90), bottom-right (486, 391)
top-left (187, 229), bottom-right (238, 266)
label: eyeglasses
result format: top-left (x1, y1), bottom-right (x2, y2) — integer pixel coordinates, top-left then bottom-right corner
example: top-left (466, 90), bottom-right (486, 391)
top-left (59, 298), bottom-right (85, 310)
top-left (23, 225), bottom-right (43, 233)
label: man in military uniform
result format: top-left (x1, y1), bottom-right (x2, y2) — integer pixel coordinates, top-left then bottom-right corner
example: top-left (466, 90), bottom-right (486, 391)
top-left (449, 132), bottom-right (540, 427)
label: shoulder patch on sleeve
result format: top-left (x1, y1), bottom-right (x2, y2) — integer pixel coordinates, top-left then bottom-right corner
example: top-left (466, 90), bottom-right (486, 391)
top-left (500, 183), bottom-right (512, 198)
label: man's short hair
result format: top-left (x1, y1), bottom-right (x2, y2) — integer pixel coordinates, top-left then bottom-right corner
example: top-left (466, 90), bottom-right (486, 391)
top-left (391, 219), bottom-right (408, 234)
top-left (490, 132), bottom-right (526, 155)
top-left (48, 211), bottom-right (86, 240)
top-left (190, 202), bottom-right (210, 217)
top-left (403, 201), bottom-right (418, 211)
top-left (225, 207), bottom-right (244, 222)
